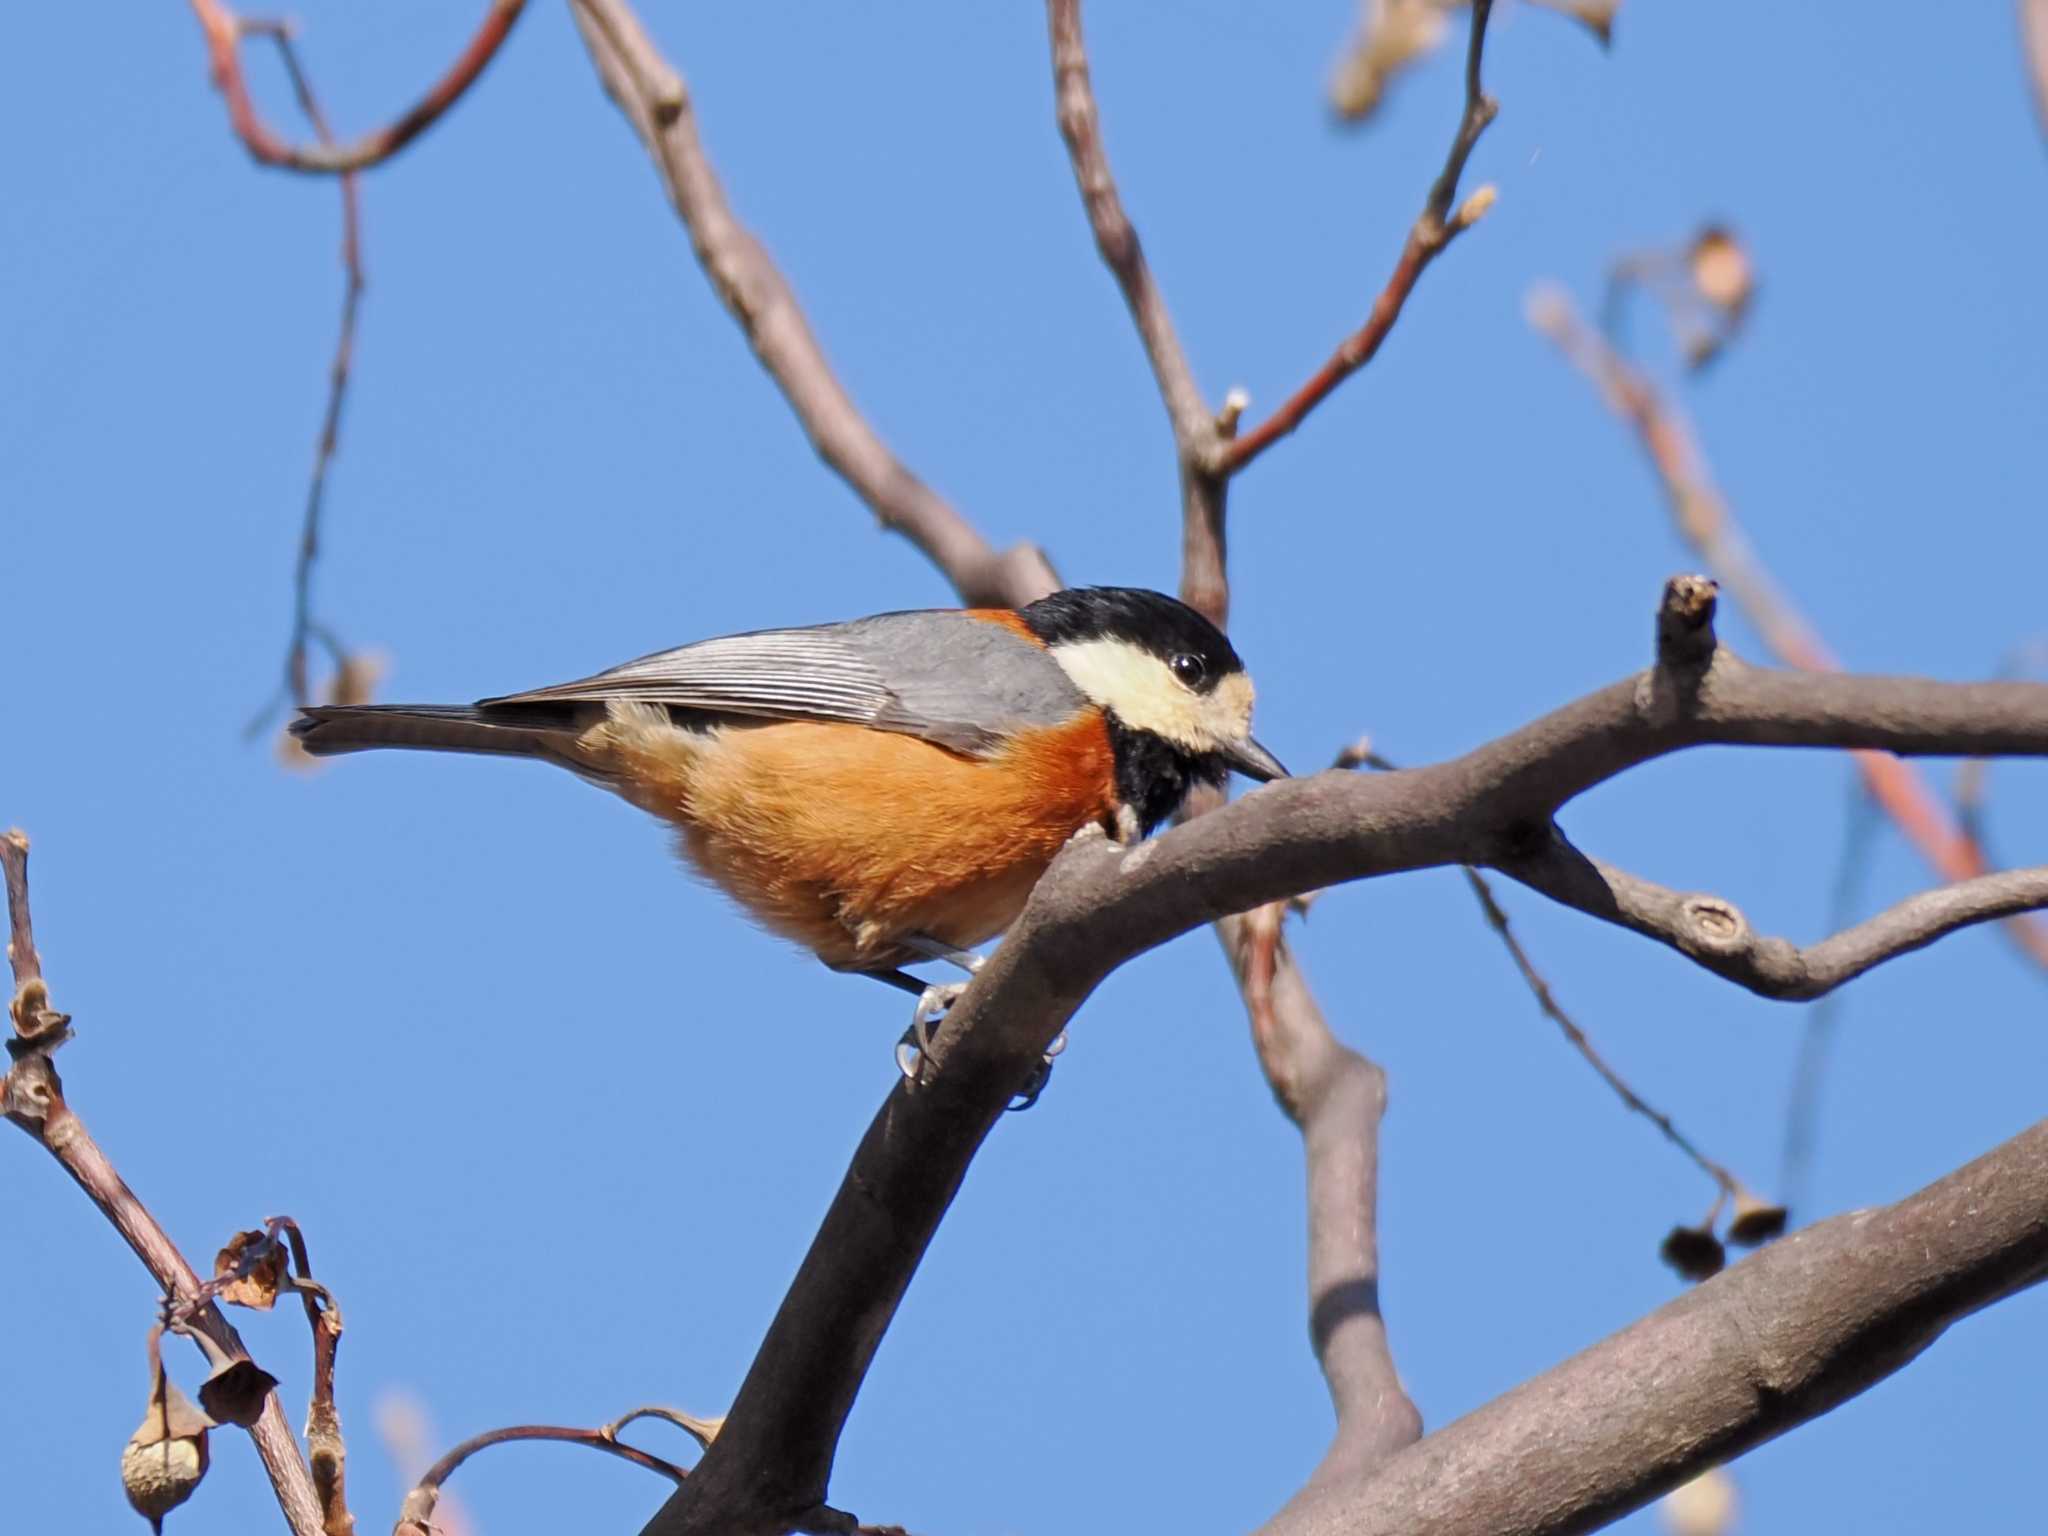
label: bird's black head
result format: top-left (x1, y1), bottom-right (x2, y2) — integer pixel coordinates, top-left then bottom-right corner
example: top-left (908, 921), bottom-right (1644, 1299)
top-left (1019, 586), bottom-right (1287, 832)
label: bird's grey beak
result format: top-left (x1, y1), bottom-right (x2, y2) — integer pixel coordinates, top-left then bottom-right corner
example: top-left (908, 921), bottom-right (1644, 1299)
top-left (1224, 736), bottom-right (1289, 782)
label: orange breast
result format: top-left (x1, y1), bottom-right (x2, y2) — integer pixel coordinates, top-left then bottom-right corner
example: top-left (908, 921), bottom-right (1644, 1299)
top-left (601, 710), bottom-right (1118, 970)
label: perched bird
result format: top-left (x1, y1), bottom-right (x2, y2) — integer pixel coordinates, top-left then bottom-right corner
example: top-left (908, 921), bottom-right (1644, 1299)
top-left (292, 586), bottom-right (1285, 1092)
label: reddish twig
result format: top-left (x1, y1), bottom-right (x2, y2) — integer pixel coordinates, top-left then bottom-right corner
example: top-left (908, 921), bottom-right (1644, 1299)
top-left (1218, 0), bottom-right (1500, 475)
top-left (2024, 0), bottom-right (2048, 144)
top-left (1044, 0), bottom-right (1422, 1467)
top-left (0, 836), bottom-right (325, 1535)
top-left (232, 22), bottom-right (367, 735)
top-left (187, 0), bottom-right (527, 175)
top-left (1529, 287), bottom-right (2048, 971)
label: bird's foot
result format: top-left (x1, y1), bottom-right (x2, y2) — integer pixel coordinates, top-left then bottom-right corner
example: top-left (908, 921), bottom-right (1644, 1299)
top-left (893, 986), bottom-right (1069, 1113)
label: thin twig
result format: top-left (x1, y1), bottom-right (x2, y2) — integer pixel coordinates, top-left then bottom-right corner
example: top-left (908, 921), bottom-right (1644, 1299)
top-left (1529, 286), bottom-right (2048, 971)
top-left (187, 0), bottom-right (527, 175)
top-left (2024, 0), bottom-right (2048, 146)
top-left (1778, 780), bottom-right (1881, 1210)
top-left (234, 23), bottom-right (368, 735)
top-left (1459, 863), bottom-right (1741, 1199)
top-left (0, 839), bottom-right (325, 1534)
top-left (1219, 0), bottom-right (1500, 474)
top-left (1046, 0), bottom-right (1211, 450)
top-left (396, 1419), bottom-right (688, 1535)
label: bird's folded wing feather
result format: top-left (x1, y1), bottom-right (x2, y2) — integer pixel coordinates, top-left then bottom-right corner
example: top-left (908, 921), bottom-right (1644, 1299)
top-left (480, 611), bottom-right (1085, 758)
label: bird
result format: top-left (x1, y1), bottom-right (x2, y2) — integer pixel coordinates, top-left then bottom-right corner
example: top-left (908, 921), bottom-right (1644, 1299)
top-left (291, 585), bottom-right (1286, 1099)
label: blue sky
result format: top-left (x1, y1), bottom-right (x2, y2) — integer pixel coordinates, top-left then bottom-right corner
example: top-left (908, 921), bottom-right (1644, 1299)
top-left (4, 4), bottom-right (2045, 1533)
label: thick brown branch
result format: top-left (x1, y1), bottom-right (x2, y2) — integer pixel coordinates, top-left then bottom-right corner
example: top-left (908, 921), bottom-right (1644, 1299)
top-left (1529, 286), bottom-right (2048, 968)
top-left (1046, 0), bottom-right (1212, 452)
top-left (641, 580), bottom-right (2048, 1535)
top-left (1254, 1114), bottom-right (2048, 1536)
top-left (187, 0), bottom-right (527, 175)
top-left (1219, 0), bottom-right (1499, 475)
top-left (1504, 837), bottom-right (2048, 1002)
top-left (569, 0), bottom-right (1058, 610)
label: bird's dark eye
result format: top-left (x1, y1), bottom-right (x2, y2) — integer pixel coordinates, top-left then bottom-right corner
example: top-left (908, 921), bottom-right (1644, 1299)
top-left (1168, 653), bottom-right (1207, 687)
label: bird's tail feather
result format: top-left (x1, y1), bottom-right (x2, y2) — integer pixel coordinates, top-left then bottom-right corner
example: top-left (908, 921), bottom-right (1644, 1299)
top-left (291, 703), bottom-right (581, 762)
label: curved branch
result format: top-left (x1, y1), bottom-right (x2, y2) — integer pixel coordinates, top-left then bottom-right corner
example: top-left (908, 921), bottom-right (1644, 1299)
top-left (1504, 836), bottom-right (2048, 1001)
top-left (187, 0), bottom-right (526, 175)
top-left (397, 1420), bottom-right (686, 1535)
top-left (641, 579), bottom-right (2048, 1534)
top-left (1529, 286), bottom-right (2048, 968)
top-left (1255, 1114), bottom-right (2048, 1536)
top-left (569, 0), bottom-right (1058, 610)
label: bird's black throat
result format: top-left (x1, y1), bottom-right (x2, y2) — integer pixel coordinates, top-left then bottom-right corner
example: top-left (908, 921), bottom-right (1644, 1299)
top-left (1103, 712), bottom-right (1229, 834)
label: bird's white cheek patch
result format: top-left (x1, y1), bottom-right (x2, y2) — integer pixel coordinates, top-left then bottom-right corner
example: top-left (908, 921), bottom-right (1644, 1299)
top-left (1051, 638), bottom-right (1207, 749)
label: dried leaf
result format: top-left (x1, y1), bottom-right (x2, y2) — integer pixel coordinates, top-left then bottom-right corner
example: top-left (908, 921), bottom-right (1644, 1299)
top-left (198, 1357), bottom-right (280, 1428)
top-left (1330, 0), bottom-right (1447, 122)
top-left (1659, 1223), bottom-right (1726, 1282)
top-left (1529, 0), bottom-right (1618, 47)
top-left (214, 1230), bottom-right (288, 1310)
top-left (1687, 225), bottom-right (1753, 319)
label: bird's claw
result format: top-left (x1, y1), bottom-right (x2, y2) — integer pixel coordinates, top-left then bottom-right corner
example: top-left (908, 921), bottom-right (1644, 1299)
top-left (894, 991), bottom-right (1069, 1112)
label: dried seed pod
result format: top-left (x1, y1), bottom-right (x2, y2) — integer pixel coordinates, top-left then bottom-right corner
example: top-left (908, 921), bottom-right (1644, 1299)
top-left (122, 1380), bottom-right (212, 1531)
top-left (1726, 1193), bottom-right (1789, 1247)
top-left (1660, 1222), bottom-right (1727, 1282)
top-left (198, 1357), bottom-right (280, 1429)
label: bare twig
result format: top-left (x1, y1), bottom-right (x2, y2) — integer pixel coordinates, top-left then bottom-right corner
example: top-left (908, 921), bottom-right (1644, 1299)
top-left (276, 1218), bottom-right (354, 1536)
top-left (396, 1417), bottom-right (689, 1536)
top-left (1, 836), bottom-right (325, 1535)
top-left (2024, 0), bottom-right (2048, 143)
top-left (187, 0), bottom-right (527, 175)
top-left (1779, 782), bottom-right (1881, 1208)
top-left (1529, 286), bottom-right (2048, 970)
top-left (1458, 862), bottom-right (1747, 1200)
top-left (1253, 1114), bottom-right (2048, 1536)
top-left (1047, 0), bottom-right (1210, 450)
top-left (1220, 0), bottom-right (1500, 474)
top-left (567, 0), bottom-right (1058, 609)
top-left (1504, 836), bottom-right (2048, 1003)
top-left (232, 23), bottom-right (368, 735)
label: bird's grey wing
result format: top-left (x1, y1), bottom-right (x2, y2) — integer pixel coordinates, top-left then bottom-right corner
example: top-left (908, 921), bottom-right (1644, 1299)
top-left (481, 610), bottom-right (1085, 757)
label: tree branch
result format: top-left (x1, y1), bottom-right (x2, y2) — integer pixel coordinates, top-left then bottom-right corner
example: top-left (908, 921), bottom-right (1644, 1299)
top-left (1046, 0), bottom-right (1212, 452)
top-left (2, 832), bottom-right (325, 1536)
top-left (1224, 906), bottom-right (1421, 1488)
top-left (186, 0), bottom-right (527, 175)
top-left (640, 574), bottom-right (2048, 1534)
top-left (1504, 834), bottom-right (2048, 1002)
top-left (2023, 0), bottom-right (2048, 145)
top-left (1528, 285), bottom-right (2048, 969)
top-left (568, 0), bottom-right (1058, 610)
top-left (1218, 0), bottom-right (1500, 475)
top-left (1253, 1113), bottom-right (2048, 1536)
